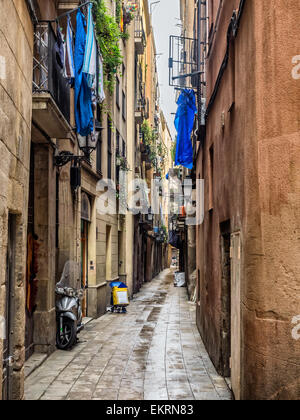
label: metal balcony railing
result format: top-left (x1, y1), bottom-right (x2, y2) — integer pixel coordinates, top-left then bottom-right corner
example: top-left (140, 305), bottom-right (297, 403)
top-left (135, 81), bottom-right (146, 112)
top-left (33, 23), bottom-right (70, 123)
top-left (134, 15), bottom-right (146, 50)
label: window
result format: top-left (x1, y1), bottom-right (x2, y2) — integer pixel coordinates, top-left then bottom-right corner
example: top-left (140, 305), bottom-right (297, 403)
top-left (116, 77), bottom-right (120, 109)
top-left (116, 131), bottom-right (120, 184)
top-left (122, 91), bottom-right (126, 120)
top-left (116, 130), bottom-right (120, 155)
top-left (96, 105), bottom-right (102, 174)
top-left (107, 116), bottom-right (112, 179)
top-left (122, 139), bottom-right (126, 157)
top-left (96, 133), bottom-right (102, 174)
top-left (106, 225), bottom-right (112, 280)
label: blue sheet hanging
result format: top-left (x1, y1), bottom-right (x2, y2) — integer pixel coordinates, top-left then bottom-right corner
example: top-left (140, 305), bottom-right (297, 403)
top-left (74, 9), bottom-right (94, 136)
top-left (174, 89), bottom-right (197, 170)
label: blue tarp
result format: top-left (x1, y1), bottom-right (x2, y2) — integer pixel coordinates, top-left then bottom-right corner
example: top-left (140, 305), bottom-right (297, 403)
top-left (174, 89), bottom-right (197, 170)
top-left (74, 10), bottom-right (94, 136)
top-left (110, 281), bottom-right (128, 289)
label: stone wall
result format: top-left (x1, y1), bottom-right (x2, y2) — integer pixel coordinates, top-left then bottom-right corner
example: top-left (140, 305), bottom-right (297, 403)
top-left (196, 0), bottom-right (300, 400)
top-left (0, 0), bottom-right (33, 400)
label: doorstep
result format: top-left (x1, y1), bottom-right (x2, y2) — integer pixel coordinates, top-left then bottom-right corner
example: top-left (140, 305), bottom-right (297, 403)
top-left (25, 353), bottom-right (49, 379)
top-left (82, 317), bottom-right (93, 326)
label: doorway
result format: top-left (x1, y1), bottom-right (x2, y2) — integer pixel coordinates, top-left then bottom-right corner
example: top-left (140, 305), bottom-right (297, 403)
top-left (231, 232), bottom-right (242, 400)
top-left (25, 145), bottom-right (35, 360)
top-left (106, 225), bottom-right (112, 281)
top-left (81, 220), bottom-right (89, 317)
top-left (2, 214), bottom-right (16, 400)
top-left (220, 221), bottom-right (231, 378)
top-left (81, 192), bottom-right (91, 317)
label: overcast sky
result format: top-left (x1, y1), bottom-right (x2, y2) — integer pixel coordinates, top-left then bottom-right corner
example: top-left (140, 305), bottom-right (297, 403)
top-left (148, 0), bottom-right (181, 140)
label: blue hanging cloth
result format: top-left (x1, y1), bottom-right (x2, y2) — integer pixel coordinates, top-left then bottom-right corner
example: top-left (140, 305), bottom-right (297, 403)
top-left (74, 9), bottom-right (94, 136)
top-left (174, 89), bottom-right (197, 170)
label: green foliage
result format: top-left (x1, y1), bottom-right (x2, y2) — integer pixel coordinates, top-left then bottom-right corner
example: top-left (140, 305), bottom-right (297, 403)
top-left (171, 138), bottom-right (177, 162)
top-left (94, 0), bottom-right (124, 94)
top-left (115, 0), bottom-right (122, 24)
top-left (141, 120), bottom-right (168, 171)
top-left (116, 154), bottom-right (131, 172)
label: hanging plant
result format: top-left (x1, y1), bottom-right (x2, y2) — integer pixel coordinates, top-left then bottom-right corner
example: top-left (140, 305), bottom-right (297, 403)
top-left (140, 120), bottom-right (168, 171)
top-left (94, 0), bottom-right (124, 94)
top-left (116, 154), bottom-right (131, 172)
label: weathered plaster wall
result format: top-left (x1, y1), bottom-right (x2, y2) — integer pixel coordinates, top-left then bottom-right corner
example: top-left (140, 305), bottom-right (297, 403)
top-left (0, 0), bottom-right (33, 400)
top-left (242, 0), bottom-right (300, 400)
top-left (196, 0), bottom-right (300, 400)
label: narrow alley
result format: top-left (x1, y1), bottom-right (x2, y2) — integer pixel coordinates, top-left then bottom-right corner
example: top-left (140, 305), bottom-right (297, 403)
top-left (1, 0), bottom-right (299, 403)
top-left (25, 270), bottom-right (231, 401)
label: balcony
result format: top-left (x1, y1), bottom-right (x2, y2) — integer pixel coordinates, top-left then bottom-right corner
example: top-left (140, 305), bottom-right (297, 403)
top-left (135, 15), bottom-right (146, 55)
top-left (135, 82), bottom-right (146, 124)
top-left (32, 23), bottom-right (72, 139)
top-left (135, 98), bottom-right (145, 124)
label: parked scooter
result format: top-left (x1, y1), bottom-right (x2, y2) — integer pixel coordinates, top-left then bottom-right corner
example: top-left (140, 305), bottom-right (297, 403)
top-left (55, 261), bottom-right (84, 350)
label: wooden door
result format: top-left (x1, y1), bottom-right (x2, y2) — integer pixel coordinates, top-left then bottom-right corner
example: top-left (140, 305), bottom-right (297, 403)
top-left (81, 220), bottom-right (88, 317)
top-left (231, 232), bottom-right (241, 400)
top-left (2, 215), bottom-right (16, 400)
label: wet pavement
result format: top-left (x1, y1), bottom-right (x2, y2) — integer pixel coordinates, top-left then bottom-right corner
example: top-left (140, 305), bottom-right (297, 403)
top-left (25, 269), bottom-right (232, 400)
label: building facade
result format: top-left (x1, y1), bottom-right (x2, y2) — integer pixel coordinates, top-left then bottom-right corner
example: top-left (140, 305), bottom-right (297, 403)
top-left (0, 0), bottom-right (33, 400)
top-left (178, 0), bottom-right (300, 400)
top-left (0, 0), bottom-right (171, 400)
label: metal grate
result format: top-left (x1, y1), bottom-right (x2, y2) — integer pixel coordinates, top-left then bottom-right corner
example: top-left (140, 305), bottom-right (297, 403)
top-left (33, 23), bottom-right (70, 123)
top-left (134, 15), bottom-right (146, 45)
top-left (169, 35), bottom-right (202, 89)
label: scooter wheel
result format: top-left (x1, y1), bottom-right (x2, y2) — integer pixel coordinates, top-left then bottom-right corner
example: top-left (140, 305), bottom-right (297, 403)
top-left (56, 318), bottom-right (77, 350)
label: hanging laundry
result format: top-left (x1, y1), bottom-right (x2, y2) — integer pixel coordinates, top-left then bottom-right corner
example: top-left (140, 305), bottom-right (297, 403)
top-left (97, 53), bottom-right (106, 103)
top-left (55, 25), bottom-right (65, 69)
top-left (74, 9), bottom-right (94, 136)
top-left (82, 3), bottom-right (97, 89)
top-left (64, 15), bottom-right (75, 81)
top-left (174, 89), bottom-right (197, 170)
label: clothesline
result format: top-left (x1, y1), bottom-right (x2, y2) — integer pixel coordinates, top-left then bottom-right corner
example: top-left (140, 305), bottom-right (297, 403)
top-left (51, 1), bottom-right (105, 137)
top-left (40, 1), bottom-right (93, 24)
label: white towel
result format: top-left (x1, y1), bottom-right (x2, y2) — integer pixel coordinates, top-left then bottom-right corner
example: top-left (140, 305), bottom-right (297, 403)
top-left (83, 3), bottom-right (97, 88)
top-left (64, 15), bottom-right (75, 79)
top-left (98, 53), bottom-right (106, 103)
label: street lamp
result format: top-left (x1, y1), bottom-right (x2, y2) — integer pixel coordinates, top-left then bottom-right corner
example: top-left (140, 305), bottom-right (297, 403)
top-left (54, 124), bottom-right (103, 167)
top-left (77, 132), bottom-right (98, 157)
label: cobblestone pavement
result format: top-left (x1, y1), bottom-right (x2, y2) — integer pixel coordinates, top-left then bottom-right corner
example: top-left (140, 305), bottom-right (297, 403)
top-left (25, 269), bottom-right (232, 400)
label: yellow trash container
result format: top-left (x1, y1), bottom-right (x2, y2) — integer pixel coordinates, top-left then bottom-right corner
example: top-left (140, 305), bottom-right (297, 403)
top-left (112, 286), bottom-right (129, 307)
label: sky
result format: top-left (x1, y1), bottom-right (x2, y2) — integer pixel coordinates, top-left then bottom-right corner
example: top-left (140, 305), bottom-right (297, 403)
top-left (148, 0), bottom-right (181, 140)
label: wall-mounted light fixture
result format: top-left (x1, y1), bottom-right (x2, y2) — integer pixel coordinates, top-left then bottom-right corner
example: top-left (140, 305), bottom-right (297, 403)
top-left (54, 126), bottom-right (103, 167)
